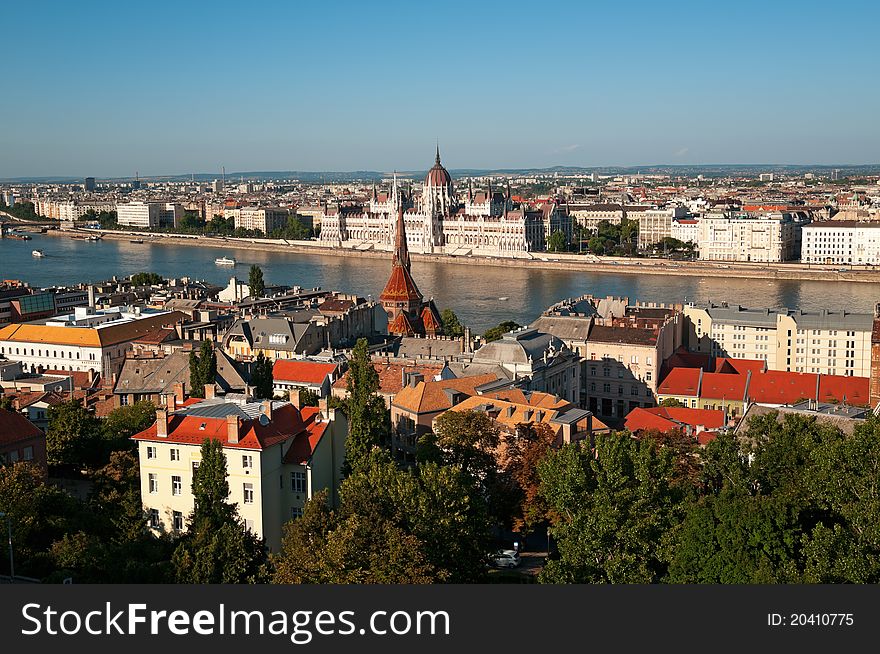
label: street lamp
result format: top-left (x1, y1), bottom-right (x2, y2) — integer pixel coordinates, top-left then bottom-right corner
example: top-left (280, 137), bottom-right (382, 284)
top-left (0, 511), bottom-right (13, 582)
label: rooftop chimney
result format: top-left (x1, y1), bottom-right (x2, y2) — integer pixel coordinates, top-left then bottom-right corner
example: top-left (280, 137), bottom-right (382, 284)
top-left (205, 383), bottom-right (216, 400)
top-left (156, 407), bottom-right (168, 438)
top-left (165, 393), bottom-right (176, 412)
top-left (173, 381), bottom-right (185, 405)
top-left (227, 414), bottom-right (239, 444)
top-left (261, 399), bottom-right (273, 421)
top-left (289, 388), bottom-right (302, 409)
top-left (88, 285), bottom-right (95, 309)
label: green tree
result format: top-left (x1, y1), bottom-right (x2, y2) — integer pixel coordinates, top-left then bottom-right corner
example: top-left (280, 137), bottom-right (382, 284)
top-left (547, 230), bottom-right (567, 252)
top-left (341, 338), bottom-right (389, 475)
top-left (188, 341), bottom-right (216, 399)
top-left (0, 396), bottom-right (13, 411)
top-left (538, 434), bottom-right (683, 583)
top-left (46, 400), bottom-right (101, 470)
top-left (272, 490), bottom-right (435, 584)
top-left (101, 401), bottom-right (155, 454)
top-left (483, 320), bottom-right (520, 343)
top-left (502, 422), bottom-right (557, 535)
top-left (171, 438), bottom-right (269, 583)
top-left (130, 272), bottom-right (164, 286)
top-left (297, 388), bottom-right (320, 407)
top-left (440, 308), bottom-right (464, 337)
top-left (659, 397), bottom-right (685, 408)
top-left (251, 352), bottom-right (274, 400)
top-left (248, 264), bottom-right (265, 298)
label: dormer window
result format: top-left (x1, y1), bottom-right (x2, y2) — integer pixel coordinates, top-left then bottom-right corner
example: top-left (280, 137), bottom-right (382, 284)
top-left (199, 422), bottom-right (207, 430)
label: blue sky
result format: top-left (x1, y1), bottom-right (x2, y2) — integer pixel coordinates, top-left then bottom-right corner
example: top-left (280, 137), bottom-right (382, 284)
top-left (2, 0), bottom-right (878, 177)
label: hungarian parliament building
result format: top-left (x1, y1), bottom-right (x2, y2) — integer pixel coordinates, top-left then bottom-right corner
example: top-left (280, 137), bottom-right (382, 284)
top-left (318, 149), bottom-right (571, 256)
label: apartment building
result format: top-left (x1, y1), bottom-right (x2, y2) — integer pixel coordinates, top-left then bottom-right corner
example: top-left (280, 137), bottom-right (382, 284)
top-left (670, 217), bottom-right (700, 245)
top-left (801, 221), bottom-right (880, 265)
top-left (696, 211), bottom-right (800, 262)
top-left (531, 296), bottom-right (683, 421)
top-left (235, 206), bottom-right (290, 234)
top-left (132, 395), bottom-right (347, 551)
top-left (683, 303), bottom-right (873, 377)
top-left (117, 201), bottom-right (184, 229)
top-left (637, 206), bottom-right (689, 248)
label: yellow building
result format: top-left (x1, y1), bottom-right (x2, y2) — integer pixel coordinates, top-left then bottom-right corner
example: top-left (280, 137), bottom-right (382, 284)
top-left (132, 394), bottom-right (347, 551)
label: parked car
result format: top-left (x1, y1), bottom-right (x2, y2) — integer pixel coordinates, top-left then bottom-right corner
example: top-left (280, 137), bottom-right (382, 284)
top-left (489, 550), bottom-right (521, 569)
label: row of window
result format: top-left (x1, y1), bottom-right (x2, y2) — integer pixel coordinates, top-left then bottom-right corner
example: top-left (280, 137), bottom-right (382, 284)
top-left (0, 446), bottom-right (35, 464)
top-left (0, 345), bottom-right (96, 360)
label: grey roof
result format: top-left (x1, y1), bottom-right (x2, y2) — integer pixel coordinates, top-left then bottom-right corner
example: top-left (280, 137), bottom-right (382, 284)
top-left (734, 403), bottom-right (866, 438)
top-left (397, 337), bottom-right (464, 359)
top-left (473, 328), bottom-right (566, 366)
top-left (700, 304), bottom-right (874, 330)
top-left (530, 316), bottom-right (592, 342)
top-left (180, 398), bottom-right (286, 420)
top-left (551, 408), bottom-right (592, 425)
top-left (114, 348), bottom-right (248, 395)
top-left (445, 361), bottom-right (513, 381)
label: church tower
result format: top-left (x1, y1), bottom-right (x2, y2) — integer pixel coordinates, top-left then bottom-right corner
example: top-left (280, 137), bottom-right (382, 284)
top-left (380, 207), bottom-right (425, 336)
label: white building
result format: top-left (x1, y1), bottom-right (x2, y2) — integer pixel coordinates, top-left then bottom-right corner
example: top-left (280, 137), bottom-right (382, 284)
top-left (235, 207), bottom-right (290, 234)
top-left (133, 395), bottom-right (348, 551)
top-left (117, 202), bottom-right (183, 229)
top-left (319, 149), bottom-right (567, 255)
top-left (671, 218), bottom-right (700, 245)
top-left (0, 305), bottom-right (182, 377)
top-left (683, 303), bottom-right (873, 377)
top-left (697, 211), bottom-right (801, 262)
top-left (637, 206), bottom-right (689, 248)
top-left (801, 221), bottom-right (880, 265)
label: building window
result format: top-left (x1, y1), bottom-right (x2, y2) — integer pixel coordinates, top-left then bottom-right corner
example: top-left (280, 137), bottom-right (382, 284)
top-left (291, 471), bottom-right (307, 493)
top-left (149, 509), bottom-right (160, 528)
top-left (243, 483), bottom-right (254, 504)
top-left (172, 511), bottom-right (183, 531)
top-left (149, 473), bottom-right (158, 494)
top-left (146, 446), bottom-right (157, 460)
top-left (8, 451), bottom-right (19, 463)
top-left (242, 454), bottom-right (253, 469)
top-left (290, 507), bottom-right (303, 520)
top-left (23, 446), bottom-right (33, 461)
top-left (170, 448), bottom-right (180, 461)
top-left (172, 475), bottom-right (182, 496)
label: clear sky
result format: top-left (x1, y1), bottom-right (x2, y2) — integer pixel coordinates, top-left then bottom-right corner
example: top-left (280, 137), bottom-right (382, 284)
top-left (2, 0), bottom-right (878, 177)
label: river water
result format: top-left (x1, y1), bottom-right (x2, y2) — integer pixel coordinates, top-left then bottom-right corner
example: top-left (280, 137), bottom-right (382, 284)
top-left (4, 234), bottom-right (879, 333)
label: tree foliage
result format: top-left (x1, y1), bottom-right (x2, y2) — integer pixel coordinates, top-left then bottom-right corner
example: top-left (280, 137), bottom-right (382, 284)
top-left (440, 308), bottom-right (464, 337)
top-left (130, 272), bottom-right (164, 286)
top-left (172, 438), bottom-right (269, 583)
top-left (188, 340), bottom-right (217, 399)
top-left (483, 320), bottom-right (521, 343)
top-left (547, 230), bottom-right (568, 252)
top-left (251, 352), bottom-right (274, 400)
top-left (273, 452), bottom-right (491, 583)
top-left (341, 338), bottom-right (389, 475)
top-left (248, 264), bottom-right (265, 299)
top-left (46, 400), bottom-right (101, 469)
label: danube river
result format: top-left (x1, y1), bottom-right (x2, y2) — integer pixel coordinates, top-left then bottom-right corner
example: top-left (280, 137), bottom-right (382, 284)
top-left (5, 234), bottom-right (880, 333)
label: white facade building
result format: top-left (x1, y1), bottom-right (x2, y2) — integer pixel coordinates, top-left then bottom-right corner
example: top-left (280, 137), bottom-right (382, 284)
top-left (235, 207), bottom-right (290, 234)
top-left (801, 221), bottom-right (880, 265)
top-left (319, 149), bottom-right (567, 256)
top-left (117, 202), bottom-right (183, 229)
top-left (697, 211), bottom-right (801, 262)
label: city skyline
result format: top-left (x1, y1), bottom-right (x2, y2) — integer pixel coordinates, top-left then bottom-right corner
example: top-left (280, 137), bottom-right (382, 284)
top-left (3, 0), bottom-right (879, 178)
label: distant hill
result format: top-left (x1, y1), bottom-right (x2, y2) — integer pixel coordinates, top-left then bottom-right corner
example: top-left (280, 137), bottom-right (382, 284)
top-left (3, 163), bottom-right (879, 184)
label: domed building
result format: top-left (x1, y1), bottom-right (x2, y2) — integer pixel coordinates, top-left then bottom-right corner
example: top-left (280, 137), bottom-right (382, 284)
top-left (319, 147), bottom-right (570, 257)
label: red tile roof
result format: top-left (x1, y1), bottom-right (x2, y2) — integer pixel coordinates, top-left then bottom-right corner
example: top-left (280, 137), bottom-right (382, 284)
top-left (624, 406), bottom-right (725, 434)
top-left (273, 360), bottom-right (338, 385)
top-left (0, 408), bottom-right (44, 447)
top-left (132, 403), bottom-right (306, 450)
top-left (283, 407), bottom-right (329, 464)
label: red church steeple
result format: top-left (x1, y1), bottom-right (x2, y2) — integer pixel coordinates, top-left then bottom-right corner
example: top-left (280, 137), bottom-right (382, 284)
top-left (380, 208), bottom-right (425, 336)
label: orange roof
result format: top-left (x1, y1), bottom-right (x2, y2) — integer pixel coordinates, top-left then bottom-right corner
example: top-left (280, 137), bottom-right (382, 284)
top-left (379, 265), bottom-right (423, 303)
top-left (0, 312), bottom-right (184, 348)
top-left (393, 373), bottom-right (499, 414)
top-left (387, 311), bottom-right (417, 336)
top-left (273, 360), bottom-right (338, 385)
